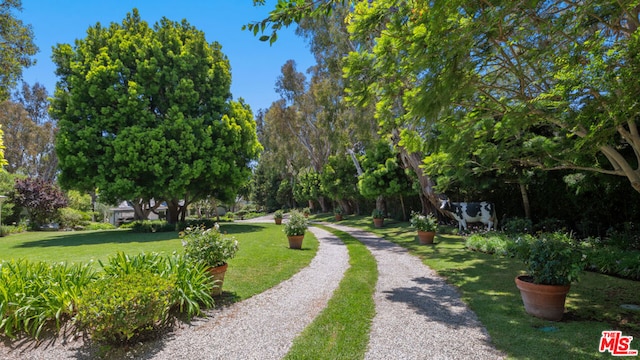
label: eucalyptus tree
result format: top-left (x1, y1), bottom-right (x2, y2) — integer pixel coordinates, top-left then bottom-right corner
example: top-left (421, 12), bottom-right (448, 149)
top-left (52, 9), bottom-right (261, 223)
top-left (251, 0), bottom-right (640, 209)
top-left (0, 0), bottom-right (37, 100)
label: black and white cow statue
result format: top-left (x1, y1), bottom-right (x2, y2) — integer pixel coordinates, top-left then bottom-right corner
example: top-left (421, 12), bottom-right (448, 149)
top-left (440, 198), bottom-right (497, 231)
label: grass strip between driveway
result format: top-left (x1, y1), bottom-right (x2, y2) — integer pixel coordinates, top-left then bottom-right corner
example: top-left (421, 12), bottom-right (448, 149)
top-left (284, 225), bottom-right (377, 360)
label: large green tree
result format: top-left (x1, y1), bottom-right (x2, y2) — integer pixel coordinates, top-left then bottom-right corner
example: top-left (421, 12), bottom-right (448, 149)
top-left (252, 0), bottom-right (640, 193)
top-left (0, 0), bottom-right (37, 100)
top-left (52, 9), bottom-right (261, 223)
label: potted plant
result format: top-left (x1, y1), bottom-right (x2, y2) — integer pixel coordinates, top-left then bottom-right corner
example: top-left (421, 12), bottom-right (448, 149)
top-left (180, 223), bottom-right (239, 295)
top-left (372, 208), bottom-right (385, 228)
top-left (302, 207), bottom-right (311, 218)
top-left (512, 232), bottom-right (585, 321)
top-left (274, 209), bottom-right (284, 225)
top-left (283, 209), bottom-right (308, 249)
top-left (334, 207), bottom-right (343, 221)
top-left (410, 212), bottom-right (438, 244)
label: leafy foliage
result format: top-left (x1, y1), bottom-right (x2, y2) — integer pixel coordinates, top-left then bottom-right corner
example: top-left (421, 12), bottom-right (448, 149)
top-left (75, 270), bottom-right (175, 344)
top-left (409, 212), bottom-right (437, 232)
top-left (98, 252), bottom-right (215, 319)
top-left (0, 259), bottom-right (97, 338)
top-left (512, 233), bottom-right (585, 285)
top-left (283, 209), bottom-right (308, 236)
top-left (180, 224), bottom-right (239, 267)
top-left (0, 0), bottom-right (38, 100)
top-left (12, 177), bottom-right (67, 226)
top-left (120, 220), bottom-right (176, 233)
top-left (51, 9), bottom-right (261, 222)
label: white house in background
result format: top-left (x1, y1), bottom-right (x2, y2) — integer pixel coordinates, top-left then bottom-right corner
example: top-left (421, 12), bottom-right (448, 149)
top-left (108, 201), bottom-right (168, 226)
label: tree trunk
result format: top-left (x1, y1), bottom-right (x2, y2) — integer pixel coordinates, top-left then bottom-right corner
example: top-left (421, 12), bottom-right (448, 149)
top-left (131, 198), bottom-right (161, 221)
top-left (166, 199), bottom-right (180, 224)
top-left (519, 181), bottom-right (531, 219)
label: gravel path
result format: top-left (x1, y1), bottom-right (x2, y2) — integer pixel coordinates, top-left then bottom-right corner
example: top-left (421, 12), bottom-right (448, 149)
top-left (0, 226), bottom-right (350, 360)
top-left (326, 223), bottom-right (505, 360)
top-left (1, 220), bottom-right (505, 359)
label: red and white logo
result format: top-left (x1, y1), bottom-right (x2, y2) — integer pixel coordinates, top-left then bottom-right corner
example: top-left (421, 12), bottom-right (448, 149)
top-left (599, 331), bottom-right (638, 356)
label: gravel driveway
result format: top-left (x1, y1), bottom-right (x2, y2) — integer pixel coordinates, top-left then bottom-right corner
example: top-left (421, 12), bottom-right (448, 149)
top-left (0, 220), bottom-right (505, 359)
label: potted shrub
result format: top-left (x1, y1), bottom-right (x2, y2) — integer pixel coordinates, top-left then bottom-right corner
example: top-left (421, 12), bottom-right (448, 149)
top-left (372, 208), bottom-right (385, 228)
top-left (274, 209), bottom-right (284, 225)
top-left (180, 223), bottom-right (239, 295)
top-left (283, 210), bottom-right (308, 249)
top-left (334, 207), bottom-right (343, 221)
top-left (512, 232), bottom-right (585, 321)
top-left (410, 212), bottom-right (438, 244)
top-left (302, 207), bottom-right (311, 218)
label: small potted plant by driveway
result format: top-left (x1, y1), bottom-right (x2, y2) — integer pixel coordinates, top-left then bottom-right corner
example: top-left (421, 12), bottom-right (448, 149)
top-left (181, 223), bottom-right (239, 296)
top-left (274, 209), bottom-right (284, 225)
top-left (334, 207), bottom-right (343, 221)
top-left (512, 232), bottom-right (585, 321)
top-left (372, 208), bottom-right (385, 228)
top-left (284, 209), bottom-right (308, 249)
top-left (410, 212), bottom-right (438, 244)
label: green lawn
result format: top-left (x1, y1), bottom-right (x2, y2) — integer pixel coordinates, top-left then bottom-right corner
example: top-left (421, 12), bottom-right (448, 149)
top-left (312, 213), bottom-right (640, 360)
top-left (0, 223), bottom-right (319, 303)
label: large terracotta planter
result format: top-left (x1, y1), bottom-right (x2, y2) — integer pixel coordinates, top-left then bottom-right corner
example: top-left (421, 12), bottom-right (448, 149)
top-left (417, 230), bottom-right (436, 244)
top-left (515, 275), bottom-right (571, 321)
top-left (207, 263), bottom-right (228, 296)
top-left (287, 235), bottom-right (304, 249)
top-left (274, 218), bottom-right (282, 225)
top-left (373, 218), bottom-right (384, 228)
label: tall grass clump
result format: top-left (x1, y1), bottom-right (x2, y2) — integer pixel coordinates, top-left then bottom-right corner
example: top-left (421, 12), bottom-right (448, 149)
top-left (99, 252), bottom-right (215, 318)
top-left (0, 259), bottom-right (97, 338)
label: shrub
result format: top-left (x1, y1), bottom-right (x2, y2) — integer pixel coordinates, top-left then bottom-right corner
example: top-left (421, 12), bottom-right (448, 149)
top-left (512, 232), bottom-right (585, 285)
top-left (178, 218), bottom-right (218, 231)
top-left (466, 232), bottom-right (513, 255)
top-left (533, 218), bottom-right (567, 234)
top-left (120, 220), bottom-right (176, 232)
top-left (0, 259), bottom-right (97, 338)
top-left (180, 224), bottom-right (239, 267)
top-left (283, 210), bottom-right (308, 236)
top-left (99, 252), bottom-right (215, 318)
top-left (502, 217), bottom-right (532, 234)
top-left (410, 212), bottom-right (438, 232)
top-left (57, 207), bottom-right (86, 229)
top-left (75, 270), bottom-right (175, 344)
top-left (84, 222), bottom-right (116, 230)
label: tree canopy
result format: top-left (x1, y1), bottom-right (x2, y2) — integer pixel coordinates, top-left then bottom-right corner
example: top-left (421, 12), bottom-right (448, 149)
top-left (0, 0), bottom-right (37, 100)
top-left (51, 9), bottom-right (262, 223)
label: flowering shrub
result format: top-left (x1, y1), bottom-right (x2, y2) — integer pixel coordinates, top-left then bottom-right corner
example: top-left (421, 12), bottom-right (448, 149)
top-left (180, 224), bottom-right (239, 267)
top-left (284, 210), bottom-right (308, 236)
top-left (410, 212), bottom-right (438, 232)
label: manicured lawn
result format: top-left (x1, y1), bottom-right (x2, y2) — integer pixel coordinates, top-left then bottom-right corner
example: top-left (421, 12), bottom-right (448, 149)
top-left (285, 226), bottom-right (377, 359)
top-left (0, 223), bottom-right (319, 303)
top-left (313, 213), bottom-right (640, 360)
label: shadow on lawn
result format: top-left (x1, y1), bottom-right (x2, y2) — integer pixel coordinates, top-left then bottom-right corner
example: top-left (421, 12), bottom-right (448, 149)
top-left (15, 224), bottom-right (267, 249)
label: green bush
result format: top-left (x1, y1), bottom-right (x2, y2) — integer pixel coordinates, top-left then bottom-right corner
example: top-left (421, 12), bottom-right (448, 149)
top-left (99, 252), bottom-right (215, 318)
top-left (120, 220), bottom-right (176, 232)
top-left (502, 217), bottom-right (532, 234)
top-left (465, 232), bottom-right (514, 255)
top-left (57, 207), bottom-right (87, 229)
top-left (75, 270), bottom-right (175, 344)
top-left (0, 259), bottom-right (97, 338)
top-left (84, 222), bottom-right (116, 230)
top-left (178, 218), bottom-right (218, 231)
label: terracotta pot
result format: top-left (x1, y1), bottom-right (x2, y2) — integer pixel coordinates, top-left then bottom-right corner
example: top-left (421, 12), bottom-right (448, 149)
top-left (373, 218), bottom-right (384, 228)
top-left (207, 263), bottom-right (228, 296)
top-left (288, 234), bottom-right (304, 249)
top-left (335, 214), bottom-right (343, 221)
top-left (274, 218), bottom-right (282, 225)
top-left (515, 275), bottom-right (571, 321)
top-left (417, 230), bottom-right (436, 244)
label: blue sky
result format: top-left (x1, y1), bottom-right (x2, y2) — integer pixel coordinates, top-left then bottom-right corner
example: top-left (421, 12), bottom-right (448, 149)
top-left (19, 0), bottom-right (315, 113)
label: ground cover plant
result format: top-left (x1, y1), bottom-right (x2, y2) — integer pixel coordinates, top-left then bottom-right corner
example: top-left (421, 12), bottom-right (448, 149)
top-left (0, 223), bottom-right (319, 341)
top-left (319, 214), bottom-right (640, 359)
